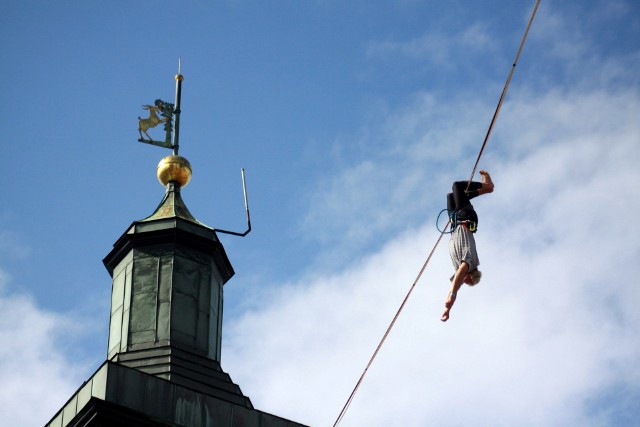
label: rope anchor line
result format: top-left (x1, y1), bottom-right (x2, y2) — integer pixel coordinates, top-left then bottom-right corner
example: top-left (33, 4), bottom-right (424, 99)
top-left (332, 224), bottom-right (449, 427)
top-left (332, 1), bottom-right (540, 425)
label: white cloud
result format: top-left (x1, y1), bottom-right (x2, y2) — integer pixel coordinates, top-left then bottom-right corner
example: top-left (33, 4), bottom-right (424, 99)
top-left (224, 107), bottom-right (640, 425)
top-left (0, 270), bottom-right (94, 427)
top-left (223, 44), bottom-right (640, 427)
top-left (366, 23), bottom-right (497, 68)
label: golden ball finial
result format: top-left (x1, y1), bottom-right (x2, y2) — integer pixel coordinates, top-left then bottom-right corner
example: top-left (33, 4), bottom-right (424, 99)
top-left (157, 155), bottom-right (192, 188)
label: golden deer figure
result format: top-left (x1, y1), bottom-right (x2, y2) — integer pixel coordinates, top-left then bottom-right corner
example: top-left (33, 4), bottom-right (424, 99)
top-left (138, 104), bottom-right (169, 140)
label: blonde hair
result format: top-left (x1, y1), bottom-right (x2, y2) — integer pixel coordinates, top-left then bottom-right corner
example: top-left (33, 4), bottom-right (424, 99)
top-left (467, 269), bottom-right (482, 286)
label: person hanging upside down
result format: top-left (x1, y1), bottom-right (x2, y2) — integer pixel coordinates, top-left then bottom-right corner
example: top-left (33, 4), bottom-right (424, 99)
top-left (441, 170), bottom-right (494, 322)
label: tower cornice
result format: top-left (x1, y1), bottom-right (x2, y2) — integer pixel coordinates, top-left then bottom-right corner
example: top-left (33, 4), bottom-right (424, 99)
top-left (102, 216), bottom-right (234, 284)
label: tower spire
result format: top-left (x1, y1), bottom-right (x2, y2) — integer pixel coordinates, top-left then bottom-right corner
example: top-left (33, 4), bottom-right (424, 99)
top-left (45, 63), bottom-right (307, 427)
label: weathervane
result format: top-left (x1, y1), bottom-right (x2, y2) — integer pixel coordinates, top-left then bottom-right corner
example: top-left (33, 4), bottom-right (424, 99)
top-left (137, 59), bottom-right (183, 155)
top-left (137, 60), bottom-right (252, 237)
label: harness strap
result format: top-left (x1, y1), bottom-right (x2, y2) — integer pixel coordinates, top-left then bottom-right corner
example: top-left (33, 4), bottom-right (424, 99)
top-left (457, 220), bottom-right (477, 233)
top-left (437, 209), bottom-right (478, 233)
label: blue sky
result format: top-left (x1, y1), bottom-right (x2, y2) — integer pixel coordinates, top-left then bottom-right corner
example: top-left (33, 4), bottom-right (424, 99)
top-left (2, 1), bottom-right (639, 426)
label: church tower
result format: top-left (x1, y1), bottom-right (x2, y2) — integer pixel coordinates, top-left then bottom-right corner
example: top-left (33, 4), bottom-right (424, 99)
top-left (46, 70), bottom-right (306, 427)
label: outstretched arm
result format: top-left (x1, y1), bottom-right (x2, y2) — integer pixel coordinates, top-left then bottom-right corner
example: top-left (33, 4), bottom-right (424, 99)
top-left (441, 261), bottom-right (469, 322)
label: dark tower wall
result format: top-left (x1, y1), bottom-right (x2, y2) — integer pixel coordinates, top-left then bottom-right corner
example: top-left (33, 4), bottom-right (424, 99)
top-left (100, 208), bottom-right (252, 407)
top-left (107, 242), bottom-right (224, 362)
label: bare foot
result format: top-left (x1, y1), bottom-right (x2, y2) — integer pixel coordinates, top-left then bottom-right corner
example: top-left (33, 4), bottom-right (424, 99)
top-left (479, 169), bottom-right (493, 182)
top-left (479, 170), bottom-right (494, 193)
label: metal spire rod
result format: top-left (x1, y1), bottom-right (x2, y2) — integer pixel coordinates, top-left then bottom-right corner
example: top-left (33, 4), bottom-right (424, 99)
top-left (172, 58), bottom-right (183, 156)
top-left (214, 168), bottom-right (252, 237)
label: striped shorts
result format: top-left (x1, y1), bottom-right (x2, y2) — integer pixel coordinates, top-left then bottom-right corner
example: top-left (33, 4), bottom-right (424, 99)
top-left (448, 225), bottom-right (480, 272)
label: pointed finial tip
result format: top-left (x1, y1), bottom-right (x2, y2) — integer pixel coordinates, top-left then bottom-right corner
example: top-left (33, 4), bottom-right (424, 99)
top-left (176, 58), bottom-right (183, 81)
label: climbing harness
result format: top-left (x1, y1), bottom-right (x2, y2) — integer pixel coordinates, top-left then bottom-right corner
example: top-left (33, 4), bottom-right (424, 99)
top-left (332, 1), bottom-right (540, 426)
top-left (436, 209), bottom-right (478, 234)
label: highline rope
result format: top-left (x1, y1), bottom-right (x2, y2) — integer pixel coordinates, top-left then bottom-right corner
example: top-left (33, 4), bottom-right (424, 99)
top-left (332, 1), bottom-right (540, 425)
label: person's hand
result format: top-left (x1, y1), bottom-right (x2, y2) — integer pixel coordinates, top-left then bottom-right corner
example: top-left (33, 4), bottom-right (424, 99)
top-left (441, 292), bottom-right (456, 322)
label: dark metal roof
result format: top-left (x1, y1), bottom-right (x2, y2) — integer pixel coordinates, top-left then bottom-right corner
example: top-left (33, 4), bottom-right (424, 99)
top-left (140, 182), bottom-right (207, 227)
top-left (45, 362), bottom-right (310, 427)
top-left (102, 182), bottom-right (234, 283)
